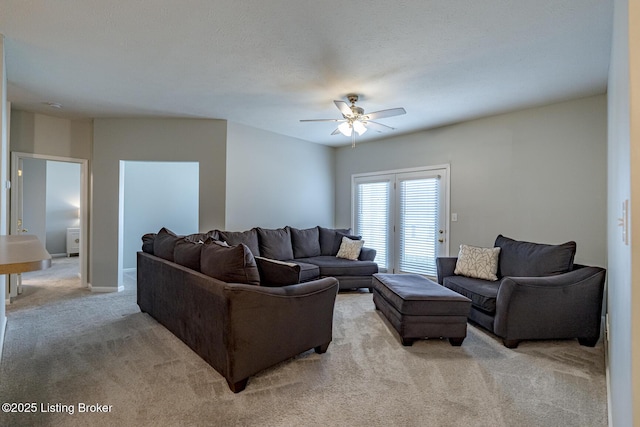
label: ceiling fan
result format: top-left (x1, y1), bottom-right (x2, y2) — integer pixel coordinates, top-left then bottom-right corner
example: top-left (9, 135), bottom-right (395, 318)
top-left (301, 94), bottom-right (406, 147)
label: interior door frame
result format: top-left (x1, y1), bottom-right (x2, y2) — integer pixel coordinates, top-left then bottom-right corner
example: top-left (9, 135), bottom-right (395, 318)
top-left (9, 152), bottom-right (89, 296)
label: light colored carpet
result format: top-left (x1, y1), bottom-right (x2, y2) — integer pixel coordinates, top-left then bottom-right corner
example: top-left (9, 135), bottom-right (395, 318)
top-left (0, 258), bottom-right (608, 426)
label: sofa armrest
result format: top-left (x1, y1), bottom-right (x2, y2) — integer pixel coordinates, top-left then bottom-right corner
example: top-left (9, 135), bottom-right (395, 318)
top-left (436, 257), bottom-right (458, 284)
top-left (359, 246), bottom-right (376, 261)
top-left (223, 277), bottom-right (339, 384)
top-left (493, 267), bottom-right (606, 341)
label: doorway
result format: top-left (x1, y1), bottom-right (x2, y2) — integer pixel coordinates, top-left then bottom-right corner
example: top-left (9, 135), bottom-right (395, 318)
top-left (9, 152), bottom-right (89, 300)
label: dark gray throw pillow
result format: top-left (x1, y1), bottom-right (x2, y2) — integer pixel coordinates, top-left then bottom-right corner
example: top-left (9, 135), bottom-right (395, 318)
top-left (184, 230), bottom-right (219, 243)
top-left (257, 227), bottom-right (294, 261)
top-left (255, 256), bottom-right (301, 287)
top-left (290, 226), bottom-right (321, 258)
top-left (153, 227), bottom-right (181, 261)
top-left (319, 227), bottom-right (351, 256)
top-left (494, 234), bottom-right (576, 277)
top-left (200, 242), bottom-right (260, 286)
top-left (141, 233), bottom-right (156, 254)
top-left (217, 228), bottom-right (261, 257)
top-left (173, 239), bottom-right (204, 271)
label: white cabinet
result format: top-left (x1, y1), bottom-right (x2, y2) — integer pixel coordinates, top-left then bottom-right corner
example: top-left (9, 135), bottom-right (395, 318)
top-left (66, 227), bottom-right (80, 256)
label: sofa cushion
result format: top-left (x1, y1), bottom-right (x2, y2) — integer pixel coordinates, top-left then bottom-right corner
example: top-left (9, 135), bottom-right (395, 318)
top-left (218, 228), bottom-right (260, 257)
top-left (257, 227), bottom-right (294, 261)
top-left (444, 275), bottom-right (500, 314)
top-left (495, 235), bottom-right (576, 277)
top-left (174, 239), bottom-right (204, 271)
top-left (454, 244), bottom-right (501, 281)
top-left (153, 227), bottom-right (181, 261)
top-left (141, 233), bottom-right (156, 254)
top-left (290, 226), bottom-right (321, 258)
top-left (255, 256), bottom-right (301, 287)
top-left (297, 256), bottom-right (378, 277)
top-left (336, 236), bottom-right (365, 261)
top-left (201, 242), bottom-right (260, 286)
top-left (290, 261), bottom-right (321, 282)
top-left (319, 227), bottom-right (351, 256)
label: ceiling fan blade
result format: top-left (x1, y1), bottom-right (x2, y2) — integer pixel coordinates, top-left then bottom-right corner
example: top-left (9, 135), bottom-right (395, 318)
top-left (364, 120), bottom-right (396, 133)
top-left (334, 101), bottom-right (353, 117)
top-left (300, 118), bottom-right (344, 122)
top-left (363, 107), bottom-right (406, 120)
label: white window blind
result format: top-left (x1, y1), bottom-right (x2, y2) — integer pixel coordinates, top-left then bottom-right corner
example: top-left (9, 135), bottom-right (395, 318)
top-left (398, 177), bottom-right (440, 276)
top-left (356, 181), bottom-right (390, 270)
top-left (353, 165), bottom-right (448, 277)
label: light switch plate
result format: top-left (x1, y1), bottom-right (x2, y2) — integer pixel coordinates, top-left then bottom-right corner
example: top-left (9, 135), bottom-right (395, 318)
top-left (451, 213), bottom-right (458, 222)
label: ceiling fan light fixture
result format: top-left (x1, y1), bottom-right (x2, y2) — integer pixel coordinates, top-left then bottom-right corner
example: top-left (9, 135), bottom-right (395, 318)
top-left (338, 121), bottom-right (352, 136)
top-left (353, 120), bottom-right (367, 136)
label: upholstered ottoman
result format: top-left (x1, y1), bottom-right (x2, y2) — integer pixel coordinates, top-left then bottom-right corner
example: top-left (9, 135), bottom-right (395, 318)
top-left (372, 273), bottom-right (472, 346)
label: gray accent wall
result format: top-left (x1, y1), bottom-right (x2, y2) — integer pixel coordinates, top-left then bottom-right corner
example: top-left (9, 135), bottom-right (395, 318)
top-left (10, 110), bottom-right (92, 160)
top-left (122, 161), bottom-right (199, 269)
top-left (225, 122), bottom-right (335, 230)
top-left (21, 158), bottom-right (47, 246)
top-left (335, 95), bottom-right (607, 268)
top-left (92, 118), bottom-right (227, 289)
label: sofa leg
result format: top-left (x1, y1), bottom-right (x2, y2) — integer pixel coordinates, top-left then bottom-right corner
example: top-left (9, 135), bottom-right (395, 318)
top-left (502, 339), bottom-right (520, 349)
top-left (449, 337), bottom-right (465, 346)
top-left (227, 378), bottom-right (248, 393)
top-left (578, 336), bottom-right (599, 347)
top-left (314, 342), bottom-right (330, 354)
top-left (401, 337), bottom-right (415, 346)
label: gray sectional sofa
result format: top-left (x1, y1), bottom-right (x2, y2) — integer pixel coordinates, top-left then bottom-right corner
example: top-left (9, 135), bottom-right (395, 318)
top-left (136, 225), bottom-right (378, 391)
top-left (207, 226), bottom-right (377, 290)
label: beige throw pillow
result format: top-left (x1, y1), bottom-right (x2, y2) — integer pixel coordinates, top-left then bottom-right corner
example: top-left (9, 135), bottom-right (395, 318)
top-left (454, 244), bottom-right (501, 281)
top-left (336, 236), bottom-right (365, 261)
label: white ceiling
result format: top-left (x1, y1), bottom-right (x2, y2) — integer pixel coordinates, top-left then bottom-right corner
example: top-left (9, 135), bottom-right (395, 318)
top-left (0, 1), bottom-right (612, 146)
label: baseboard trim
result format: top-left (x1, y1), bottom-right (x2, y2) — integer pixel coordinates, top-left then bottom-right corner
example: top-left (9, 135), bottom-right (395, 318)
top-left (0, 315), bottom-right (7, 362)
top-left (88, 285), bottom-right (124, 293)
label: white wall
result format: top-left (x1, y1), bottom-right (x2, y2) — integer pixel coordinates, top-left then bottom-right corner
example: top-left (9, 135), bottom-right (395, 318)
top-left (225, 122), bottom-right (334, 230)
top-left (45, 161), bottom-right (80, 254)
top-left (607, 0), bottom-right (638, 425)
top-left (335, 95), bottom-right (607, 267)
top-left (92, 118), bottom-right (226, 290)
top-left (122, 161), bottom-right (199, 269)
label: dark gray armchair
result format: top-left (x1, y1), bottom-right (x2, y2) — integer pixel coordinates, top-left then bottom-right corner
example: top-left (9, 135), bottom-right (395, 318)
top-left (436, 235), bottom-right (606, 348)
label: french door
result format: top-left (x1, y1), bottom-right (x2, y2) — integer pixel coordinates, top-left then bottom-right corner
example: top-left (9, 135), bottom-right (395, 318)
top-left (353, 165), bottom-right (449, 277)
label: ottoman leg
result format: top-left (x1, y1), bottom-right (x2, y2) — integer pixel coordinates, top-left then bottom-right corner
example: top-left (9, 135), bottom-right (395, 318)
top-left (449, 337), bottom-right (465, 346)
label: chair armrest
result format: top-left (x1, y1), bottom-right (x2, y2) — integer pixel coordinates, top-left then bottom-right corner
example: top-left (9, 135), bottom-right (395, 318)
top-left (359, 246), bottom-right (377, 261)
top-left (494, 267), bottom-right (606, 340)
top-left (223, 277), bottom-right (339, 383)
top-left (436, 257), bottom-right (458, 284)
